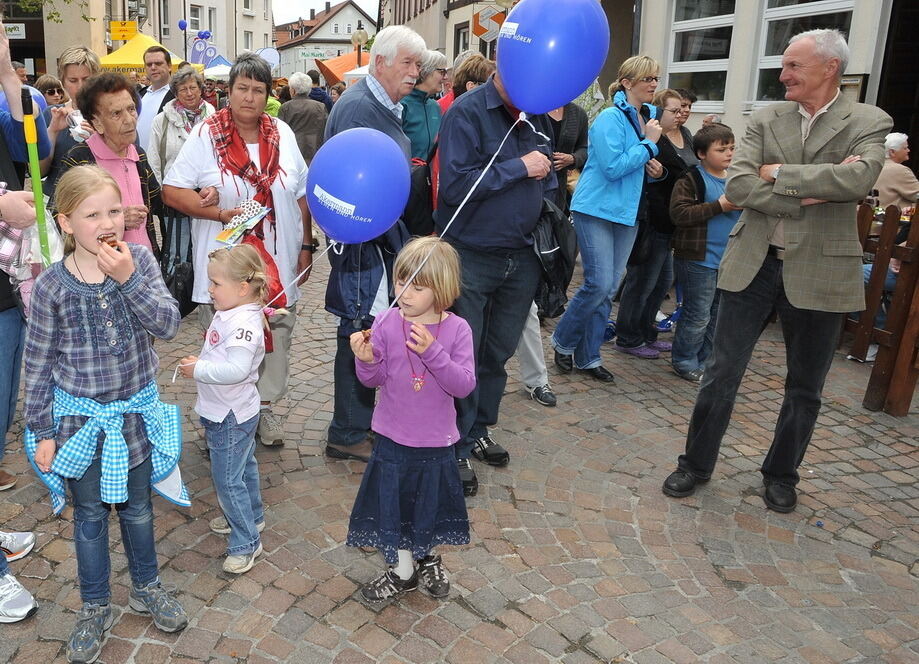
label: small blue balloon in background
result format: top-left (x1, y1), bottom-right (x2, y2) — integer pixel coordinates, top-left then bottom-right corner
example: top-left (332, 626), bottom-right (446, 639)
top-left (306, 128), bottom-right (410, 244)
top-left (0, 86), bottom-right (48, 114)
top-left (177, 19), bottom-right (187, 31)
top-left (496, 0), bottom-right (609, 115)
top-left (202, 31), bottom-right (212, 40)
top-left (196, 30), bottom-right (206, 39)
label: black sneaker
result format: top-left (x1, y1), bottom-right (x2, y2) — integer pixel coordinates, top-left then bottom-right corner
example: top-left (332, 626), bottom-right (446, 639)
top-left (360, 569), bottom-right (418, 602)
top-left (528, 384), bottom-right (557, 407)
top-left (417, 554), bottom-right (450, 598)
top-left (457, 459), bottom-right (478, 496)
top-left (471, 434), bottom-right (509, 467)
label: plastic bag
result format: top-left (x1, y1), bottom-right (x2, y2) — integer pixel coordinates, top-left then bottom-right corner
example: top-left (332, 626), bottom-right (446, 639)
top-left (11, 197), bottom-right (64, 316)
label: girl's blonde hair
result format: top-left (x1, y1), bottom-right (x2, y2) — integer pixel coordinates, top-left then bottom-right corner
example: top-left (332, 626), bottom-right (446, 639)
top-left (609, 55), bottom-right (660, 94)
top-left (54, 165), bottom-right (122, 255)
top-left (393, 236), bottom-right (461, 313)
top-left (208, 244), bottom-right (270, 305)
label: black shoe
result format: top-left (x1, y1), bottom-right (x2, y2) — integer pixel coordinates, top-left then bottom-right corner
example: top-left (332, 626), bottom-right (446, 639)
top-left (417, 554), bottom-right (450, 598)
top-left (458, 459), bottom-right (478, 496)
top-left (673, 367), bottom-right (704, 383)
top-left (582, 366), bottom-right (615, 383)
top-left (471, 435), bottom-right (510, 467)
top-left (662, 470), bottom-right (704, 497)
top-left (554, 350), bottom-right (573, 373)
top-left (528, 384), bottom-right (557, 407)
top-left (763, 483), bottom-right (797, 513)
top-left (360, 569), bottom-right (418, 602)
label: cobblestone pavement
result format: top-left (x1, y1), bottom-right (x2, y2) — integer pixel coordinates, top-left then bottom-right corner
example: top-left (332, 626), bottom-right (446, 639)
top-left (1, 252), bottom-right (918, 664)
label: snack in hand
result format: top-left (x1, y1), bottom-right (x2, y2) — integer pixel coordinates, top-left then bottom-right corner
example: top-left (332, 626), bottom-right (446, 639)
top-left (97, 233), bottom-right (119, 249)
top-left (362, 329), bottom-right (372, 342)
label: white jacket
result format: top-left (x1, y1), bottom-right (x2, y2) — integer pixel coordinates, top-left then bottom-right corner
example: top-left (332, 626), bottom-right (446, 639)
top-left (147, 98), bottom-right (216, 183)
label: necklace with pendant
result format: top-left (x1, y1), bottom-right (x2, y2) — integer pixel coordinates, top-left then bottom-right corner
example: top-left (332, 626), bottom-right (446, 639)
top-left (403, 316), bottom-right (441, 392)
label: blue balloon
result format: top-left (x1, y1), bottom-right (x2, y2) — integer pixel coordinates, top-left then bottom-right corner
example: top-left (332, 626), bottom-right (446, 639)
top-left (307, 128), bottom-right (410, 244)
top-left (0, 86), bottom-right (48, 114)
top-left (178, 19), bottom-right (187, 30)
top-left (197, 30), bottom-right (206, 39)
top-left (201, 30), bottom-right (212, 39)
top-left (497, 0), bottom-right (609, 114)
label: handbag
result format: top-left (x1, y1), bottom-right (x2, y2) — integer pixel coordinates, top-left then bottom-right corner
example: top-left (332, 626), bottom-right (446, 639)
top-left (160, 208), bottom-right (197, 318)
top-left (533, 198), bottom-right (577, 319)
top-left (403, 142), bottom-right (438, 237)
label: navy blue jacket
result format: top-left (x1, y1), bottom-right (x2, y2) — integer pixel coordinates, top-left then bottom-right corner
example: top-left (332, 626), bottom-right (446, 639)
top-left (309, 87), bottom-right (334, 112)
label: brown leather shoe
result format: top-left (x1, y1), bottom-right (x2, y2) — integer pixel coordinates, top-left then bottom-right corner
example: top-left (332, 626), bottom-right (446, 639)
top-left (0, 469), bottom-right (17, 491)
top-left (325, 439), bottom-right (374, 462)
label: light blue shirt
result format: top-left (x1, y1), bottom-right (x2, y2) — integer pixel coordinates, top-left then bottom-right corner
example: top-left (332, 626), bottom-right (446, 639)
top-left (366, 74), bottom-right (403, 121)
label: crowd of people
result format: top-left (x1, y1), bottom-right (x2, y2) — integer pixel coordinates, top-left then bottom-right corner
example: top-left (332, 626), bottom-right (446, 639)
top-left (0, 19), bottom-right (912, 664)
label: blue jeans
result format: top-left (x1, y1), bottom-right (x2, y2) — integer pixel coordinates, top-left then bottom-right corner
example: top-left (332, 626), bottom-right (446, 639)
top-left (69, 454), bottom-right (159, 604)
top-left (552, 212), bottom-right (638, 369)
top-left (676, 256), bottom-right (844, 487)
top-left (450, 243), bottom-right (541, 458)
top-left (202, 412), bottom-right (264, 555)
top-left (861, 263), bottom-right (897, 329)
top-left (328, 323), bottom-right (375, 446)
top-left (672, 259), bottom-right (720, 374)
top-left (0, 306), bottom-right (24, 463)
top-left (616, 229), bottom-right (674, 348)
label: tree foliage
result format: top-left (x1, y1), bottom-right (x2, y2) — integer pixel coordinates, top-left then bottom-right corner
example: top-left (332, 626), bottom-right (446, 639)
top-left (17, 0), bottom-right (93, 23)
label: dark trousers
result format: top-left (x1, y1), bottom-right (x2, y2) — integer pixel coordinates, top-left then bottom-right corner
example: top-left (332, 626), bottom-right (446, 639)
top-left (616, 229), bottom-right (674, 348)
top-left (677, 256), bottom-right (844, 487)
top-left (328, 321), bottom-right (376, 446)
top-left (451, 244), bottom-right (541, 458)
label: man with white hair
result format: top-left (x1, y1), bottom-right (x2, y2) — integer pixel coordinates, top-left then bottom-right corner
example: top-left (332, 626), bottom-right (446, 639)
top-left (279, 71), bottom-right (328, 164)
top-left (323, 25), bottom-right (424, 463)
top-left (875, 132), bottom-right (919, 209)
top-left (661, 28), bottom-right (892, 512)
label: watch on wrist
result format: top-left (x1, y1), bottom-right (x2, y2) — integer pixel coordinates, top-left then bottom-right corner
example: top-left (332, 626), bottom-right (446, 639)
top-left (771, 165), bottom-right (782, 181)
top-left (301, 240), bottom-right (319, 253)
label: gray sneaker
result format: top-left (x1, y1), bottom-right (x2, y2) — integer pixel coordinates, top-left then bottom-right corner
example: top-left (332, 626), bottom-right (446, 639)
top-left (209, 515), bottom-right (266, 535)
top-left (129, 580), bottom-right (187, 633)
top-left (66, 603), bottom-right (113, 663)
top-left (257, 411), bottom-right (284, 446)
top-left (0, 572), bottom-right (37, 623)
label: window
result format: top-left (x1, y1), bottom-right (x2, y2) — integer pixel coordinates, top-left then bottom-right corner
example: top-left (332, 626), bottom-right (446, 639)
top-left (208, 7), bottom-right (216, 32)
top-left (243, 0), bottom-right (251, 9)
top-left (189, 4), bottom-right (201, 31)
top-left (454, 23), bottom-right (469, 59)
top-left (754, 0), bottom-right (853, 101)
top-left (244, 30), bottom-right (253, 50)
top-left (161, 1), bottom-right (169, 36)
top-left (264, 33), bottom-right (269, 48)
top-left (347, 23), bottom-right (352, 35)
top-left (333, 24), bottom-right (339, 34)
top-left (667, 0), bottom-right (735, 105)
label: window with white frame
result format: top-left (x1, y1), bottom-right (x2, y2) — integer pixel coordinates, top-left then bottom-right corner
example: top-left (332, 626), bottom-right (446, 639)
top-left (208, 7), bottom-right (216, 32)
top-left (333, 24), bottom-right (340, 34)
top-left (243, 0), bottom-right (252, 9)
top-left (667, 0), bottom-right (735, 109)
top-left (189, 5), bottom-right (201, 30)
top-left (754, 0), bottom-right (853, 102)
top-left (162, 2), bottom-right (170, 36)
top-left (347, 23), bottom-right (352, 34)
top-left (244, 31), bottom-right (253, 50)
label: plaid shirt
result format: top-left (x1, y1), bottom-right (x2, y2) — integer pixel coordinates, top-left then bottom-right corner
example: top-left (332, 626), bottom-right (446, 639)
top-left (24, 381), bottom-right (189, 514)
top-left (24, 244), bottom-right (180, 468)
top-left (0, 222), bottom-right (23, 275)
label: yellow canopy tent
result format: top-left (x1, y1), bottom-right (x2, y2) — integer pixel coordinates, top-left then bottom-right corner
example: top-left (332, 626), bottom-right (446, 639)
top-left (100, 33), bottom-right (204, 74)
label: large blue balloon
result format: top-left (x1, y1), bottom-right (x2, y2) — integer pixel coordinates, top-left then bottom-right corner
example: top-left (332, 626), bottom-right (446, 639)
top-left (0, 86), bottom-right (48, 114)
top-left (497, 0), bottom-right (609, 115)
top-left (307, 128), bottom-right (410, 244)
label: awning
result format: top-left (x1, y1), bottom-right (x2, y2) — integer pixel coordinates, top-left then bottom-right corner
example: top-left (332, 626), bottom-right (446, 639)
top-left (100, 33), bottom-right (203, 73)
top-left (316, 50), bottom-right (370, 86)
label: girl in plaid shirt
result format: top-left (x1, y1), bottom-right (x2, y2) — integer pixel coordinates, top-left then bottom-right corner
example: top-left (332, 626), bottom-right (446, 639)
top-left (25, 166), bottom-right (187, 664)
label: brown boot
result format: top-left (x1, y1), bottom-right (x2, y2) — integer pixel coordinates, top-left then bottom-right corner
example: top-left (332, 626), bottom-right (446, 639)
top-left (0, 469), bottom-right (17, 491)
top-left (325, 439), bottom-right (373, 462)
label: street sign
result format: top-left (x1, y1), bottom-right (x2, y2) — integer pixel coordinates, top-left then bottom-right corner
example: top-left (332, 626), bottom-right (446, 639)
top-left (109, 20), bottom-right (138, 41)
top-left (298, 48), bottom-right (326, 60)
top-left (472, 7), bottom-right (506, 43)
top-left (4, 24), bottom-right (26, 40)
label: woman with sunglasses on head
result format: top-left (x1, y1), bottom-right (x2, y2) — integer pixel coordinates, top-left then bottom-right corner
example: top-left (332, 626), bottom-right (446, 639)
top-left (551, 55), bottom-right (663, 383)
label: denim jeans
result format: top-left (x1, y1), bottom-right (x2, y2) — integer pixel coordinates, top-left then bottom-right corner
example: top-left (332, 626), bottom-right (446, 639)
top-left (0, 306), bottom-right (24, 463)
top-left (671, 259), bottom-right (720, 374)
top-left (69, 454), bottom-right (159, 603)
top-left (451, 243), bottom-right (541, 458)
top-left (676, 256), bottom-right (844, 487)
top-left (616, 229), bottom-right (674, 348)
top-left (551, 212), bottom-right (638, 369)
top-left (328, 322), bottom-right (376, 446)
top-left (0, 547), bottom-right (8, 576)
top-left (202, 412), bottom-right (263, 555)
top-left (861, 263), bottom-right (897, 330)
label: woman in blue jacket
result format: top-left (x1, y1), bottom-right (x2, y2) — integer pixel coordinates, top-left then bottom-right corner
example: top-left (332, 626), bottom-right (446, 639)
top-left (551, 56), bottom-right (663, 381)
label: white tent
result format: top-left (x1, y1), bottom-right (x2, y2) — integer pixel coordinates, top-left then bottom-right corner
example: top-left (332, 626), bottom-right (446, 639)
top-left (342, 65), bottom-right (369, 87)
top-left (203, 63), bottom-right (231, 80)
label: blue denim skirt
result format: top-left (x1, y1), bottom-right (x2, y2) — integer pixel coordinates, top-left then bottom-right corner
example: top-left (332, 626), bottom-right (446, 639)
top-left (347, 435), bottom-right (469, 564)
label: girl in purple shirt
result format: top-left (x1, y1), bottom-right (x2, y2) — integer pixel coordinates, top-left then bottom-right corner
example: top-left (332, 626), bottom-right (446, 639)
top-left (347, 236), bottom-right (475, 602)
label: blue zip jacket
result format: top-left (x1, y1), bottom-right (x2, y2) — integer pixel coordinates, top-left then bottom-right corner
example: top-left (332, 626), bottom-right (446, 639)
top-left (570, 90), bottom-right (659, 226)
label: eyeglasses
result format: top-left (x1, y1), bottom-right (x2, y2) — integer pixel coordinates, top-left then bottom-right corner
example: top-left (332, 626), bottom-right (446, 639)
top-left (435, 68), bottom-right (448, 75)
top-left (637, 76), bottom-right (660, 83)
top-left (662, 107), bottom-right (681, 114)
top-left (43, 87), bottom-right (64, 96)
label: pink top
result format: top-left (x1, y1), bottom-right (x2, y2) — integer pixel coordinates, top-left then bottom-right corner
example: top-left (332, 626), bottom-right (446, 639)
top-left (86, 133), bottom-right (151, 249)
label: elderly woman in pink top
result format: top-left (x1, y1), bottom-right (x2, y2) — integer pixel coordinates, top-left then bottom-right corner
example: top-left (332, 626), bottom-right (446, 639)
top-left (59, 72), bottom-right (161, 253)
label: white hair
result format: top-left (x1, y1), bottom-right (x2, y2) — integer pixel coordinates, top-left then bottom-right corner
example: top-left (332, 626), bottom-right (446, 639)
top-left (418, 50), bottom-right (448, 82)
top-left (789, 28), bottom-right (849, 78)
top-left (368, 25), bottom-right (426, 76)
top-left (884, 132), bottom-right (909, 156)
top-left (288, 71), bottom-right (310, 96)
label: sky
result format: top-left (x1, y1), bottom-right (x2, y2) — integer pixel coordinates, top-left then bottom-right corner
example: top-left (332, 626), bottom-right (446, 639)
top-left (272, 0), bottom-right (380, 25)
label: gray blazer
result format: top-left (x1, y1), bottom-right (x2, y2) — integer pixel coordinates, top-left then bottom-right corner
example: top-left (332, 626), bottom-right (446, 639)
top-left (721, 93), bottom-right (892, 312)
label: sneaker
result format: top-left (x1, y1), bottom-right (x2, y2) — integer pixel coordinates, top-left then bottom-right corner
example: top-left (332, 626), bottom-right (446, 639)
top-left (417, 554), bottom-right (450, 598)
top-left (0, 469), bottom-right (16, 491)
top-left (223, 542), bottom-right (263, 574)
top-left (673, 367), bottom-right (704, 383)
top-left (457, 459), bottom-right (478, 497)
top-left (257, 411), bottom-right (284, 446)
top-left (846, 343), bottom-right (879, 363)
top-left (647, 340), bottom-right (672, 352)
top-left (129, 580), bottom-right (188, 633)
top-left (209, 516), bottom-right (266, 536)
top-left (527, 384), bottom-right (557, 407)
top-left (0, 573), bottom-right (37, 623)
top-left (655, 310), bottom-right (667, 323)
top-left (1, 531), bottom-right (36, 562)
top-left (470, 434), bottom-right (510, 467)
top-left (614, 343), bottom-right (660, 359)
top-left (360, 568), bottom-right (418, 602)
top-left (66, 603), bottom-right (113, 663)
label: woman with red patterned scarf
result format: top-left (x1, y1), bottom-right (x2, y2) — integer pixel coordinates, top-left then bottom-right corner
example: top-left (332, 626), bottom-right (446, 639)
top-left (163, 53), bottom-right (314, 451)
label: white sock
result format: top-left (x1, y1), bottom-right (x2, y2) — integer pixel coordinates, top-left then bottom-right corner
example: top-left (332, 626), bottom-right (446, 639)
top-left (393, 549), bottom-right (414, 580)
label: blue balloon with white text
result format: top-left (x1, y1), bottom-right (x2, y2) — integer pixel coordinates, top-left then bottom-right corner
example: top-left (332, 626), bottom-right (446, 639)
top-left (306, 128), bottom-right (410, 244)
top-left (497, 0), bottom-right (609, 115)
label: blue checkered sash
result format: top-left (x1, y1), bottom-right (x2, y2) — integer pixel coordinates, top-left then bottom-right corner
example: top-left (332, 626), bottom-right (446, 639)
top-left (24, 380), bottom-right (190, 514)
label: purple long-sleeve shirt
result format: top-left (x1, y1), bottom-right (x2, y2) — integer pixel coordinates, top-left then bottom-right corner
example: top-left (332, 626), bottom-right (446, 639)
top-left (356, 309), bottom-right (475, 447)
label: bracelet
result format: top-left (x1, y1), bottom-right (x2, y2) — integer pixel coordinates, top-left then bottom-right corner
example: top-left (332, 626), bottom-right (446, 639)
top-left (301, 240), bottom-right (319, 252)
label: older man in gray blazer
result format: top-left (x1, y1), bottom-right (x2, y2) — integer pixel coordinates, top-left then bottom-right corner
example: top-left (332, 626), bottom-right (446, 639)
top-left (662, 28), bottom-right (892, 512)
